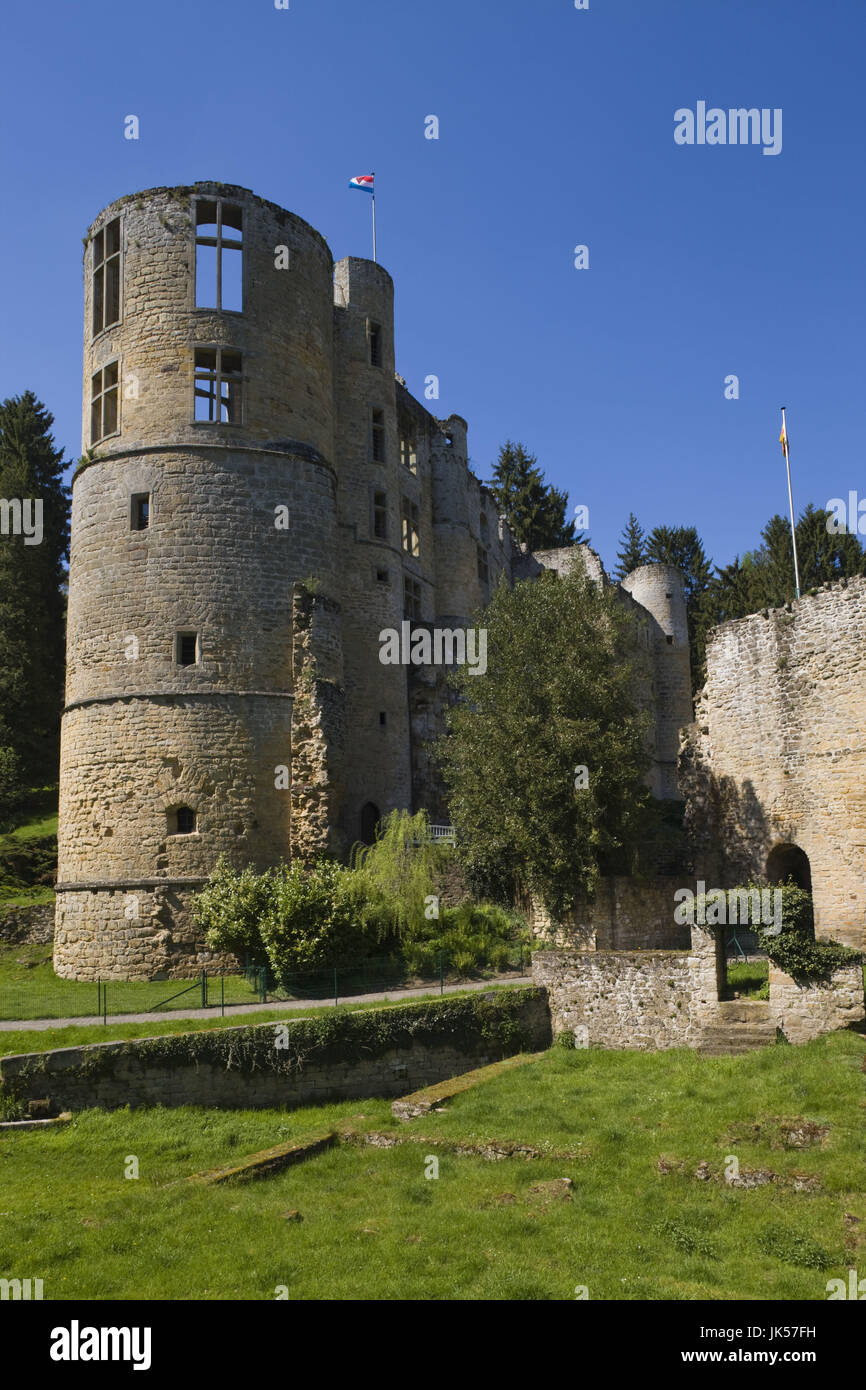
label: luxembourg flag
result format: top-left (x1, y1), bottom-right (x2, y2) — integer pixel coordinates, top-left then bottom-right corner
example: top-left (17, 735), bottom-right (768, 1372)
top-left (349, 173), bottom-right (375, 194)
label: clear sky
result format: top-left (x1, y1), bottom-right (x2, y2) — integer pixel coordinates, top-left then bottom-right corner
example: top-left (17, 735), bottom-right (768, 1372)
top-left (2, 0), bottom-right (863, 575)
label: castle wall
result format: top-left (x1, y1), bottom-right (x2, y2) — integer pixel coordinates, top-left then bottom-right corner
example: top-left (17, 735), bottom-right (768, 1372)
top-left (682, 578), bottom-right (866, 950)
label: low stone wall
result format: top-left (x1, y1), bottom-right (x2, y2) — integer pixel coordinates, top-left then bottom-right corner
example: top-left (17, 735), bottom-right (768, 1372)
top-left (530, 876), bottom-right (689, 951)
top-left (0, 987), bottom-right (551, 1113)
top-left (532, 948), bottom-right (696, 1049)
top-left (0, 902), bottom-right (55, 945)
top-left (532, 926), bottom-right (863, 1050)
top-left (768, 963), bottom-right (865, 1044)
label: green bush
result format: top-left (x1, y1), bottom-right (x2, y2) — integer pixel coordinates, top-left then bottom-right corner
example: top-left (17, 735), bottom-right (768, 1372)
top-left (351, 808), bottom-right (452, 936)
top-left (707, 879), bottom-right (862, 982)
top-left (260, 859), bottom-right (390, 981)
top-left (191, 856), bottom-right (274, 963)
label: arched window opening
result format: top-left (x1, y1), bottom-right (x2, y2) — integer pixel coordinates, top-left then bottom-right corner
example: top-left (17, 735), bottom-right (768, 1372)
top-left (359, 802), bottom-right (380, 846)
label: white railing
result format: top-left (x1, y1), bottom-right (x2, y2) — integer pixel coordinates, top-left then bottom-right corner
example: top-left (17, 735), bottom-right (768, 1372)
top-left (429, 824), bottom-right (456, 843)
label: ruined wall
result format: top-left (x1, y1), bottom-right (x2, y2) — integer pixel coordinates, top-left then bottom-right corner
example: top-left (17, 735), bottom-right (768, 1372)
top-left (531, 948), bottom-right (696, 1049)
top-left (767, 963), bottom-right (865, 1044)
top-left (529, 876), bottom-right (690, 951)
top-left (682, 578), bottom-right (866, 950)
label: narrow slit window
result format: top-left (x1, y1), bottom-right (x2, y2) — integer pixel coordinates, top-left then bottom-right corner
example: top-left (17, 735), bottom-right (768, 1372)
top-left (195, 200), bottom-right (243, 311)
top-left (404, 575), bottom-right (422, 621)
top-left (368, 321), bottom-right (383, 367)
top-left (373, 490), bottom-right (388, 540)
top-left (477, 545), bottom-right (489, 585)
top-left (92, 218), bottom-right (121, 336)
top-left (176, 631), bottom-right (199, 666)
top-left (401, 497), bottom-right (420, 557)
top-left (371, 408), bottom-right (386, 463)
top-left (194, 348), bottom-right (243, 423)
top-left (131, 493), bottom-right (150, 531)
top-left (90, 362), bottom-right (120, 444)
top-left (400, 436), bottom-right (418, 474)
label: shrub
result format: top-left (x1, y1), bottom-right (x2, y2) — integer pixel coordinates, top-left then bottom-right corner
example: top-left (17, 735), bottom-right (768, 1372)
top-left (260, 859), bottom-right (388, 982)
top-left (192, 856), bottom-right (274, 963)
top-left (351, 808), bottom-right (452, 937)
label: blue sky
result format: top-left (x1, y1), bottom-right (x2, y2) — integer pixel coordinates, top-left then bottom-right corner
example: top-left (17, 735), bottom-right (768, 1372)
top-left (2, 0), bottom-right (863, 574)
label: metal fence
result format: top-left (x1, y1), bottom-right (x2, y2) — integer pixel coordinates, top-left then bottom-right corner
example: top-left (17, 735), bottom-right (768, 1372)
top-left (0, 946), bottom-right (531, 1026)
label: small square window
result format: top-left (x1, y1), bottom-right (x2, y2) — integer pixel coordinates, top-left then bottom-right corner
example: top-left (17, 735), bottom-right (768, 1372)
top-left (375, 567), bottom-right (390, 584)
top-left (171, 806), bottom-right (196, 835)
top-left (176, 631), bottom-right (198, 666)
top-left (131, 493), bottom-right (150, 531)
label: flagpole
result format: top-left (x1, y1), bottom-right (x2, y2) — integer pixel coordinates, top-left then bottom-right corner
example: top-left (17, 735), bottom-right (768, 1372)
top-left (781, 406), bottom-right (801, 600)
top-left (371, 173), bottom-right (377, 263)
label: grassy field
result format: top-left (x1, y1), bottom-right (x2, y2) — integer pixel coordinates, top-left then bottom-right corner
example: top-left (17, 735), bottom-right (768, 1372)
top-left (0, 790), bottom-right (58, 908)
top-left (1, 1030), bottom-right (863, 1300)
top-left (727, 958), bottom-right (769, 999)
top-left (0, 943), bottom-right (268, 1020)
top-left (0, 986), bottom-right (506, 1057)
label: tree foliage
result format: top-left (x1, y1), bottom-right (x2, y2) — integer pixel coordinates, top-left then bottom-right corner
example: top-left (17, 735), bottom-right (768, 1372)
top-left (614, 512), bottom-right (646, 578)
top-left (0, 392), bottom-right (70, 824)
top-left (487, 441), bottom-right (578, 551)
top-left (436, 565), bottom-right (653, 919)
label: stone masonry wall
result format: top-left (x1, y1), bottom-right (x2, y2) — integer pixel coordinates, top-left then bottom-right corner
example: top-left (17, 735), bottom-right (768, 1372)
top-left (682, 577), bottom-right (866, 949)
top-left (529, 876), bottom-right (691, 951)
top-left (0, 903), bottom-right (55, 945)
top-left (767, 963), bottom-right (865, 1044)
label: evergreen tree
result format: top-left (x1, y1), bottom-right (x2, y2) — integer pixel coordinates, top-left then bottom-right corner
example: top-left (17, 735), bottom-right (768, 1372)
top-left (488, 441), bottom-right (577, 551)
top-left (709, 505), bottom-right (866, 624)
top-left (0, 392), bottom-right (70, 823)
top-left (614, 512), bottom-right (646, 578)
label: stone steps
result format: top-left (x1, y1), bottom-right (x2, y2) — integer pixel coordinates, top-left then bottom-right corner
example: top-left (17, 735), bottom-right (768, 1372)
top-left (697, 1001), bottom-right (778, 1055)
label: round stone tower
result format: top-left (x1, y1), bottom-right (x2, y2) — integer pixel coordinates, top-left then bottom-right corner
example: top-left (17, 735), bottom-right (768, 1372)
top-left (620, 563), bottom-right (692, 799)
top-left (55, 183), bottom-right (341, 979)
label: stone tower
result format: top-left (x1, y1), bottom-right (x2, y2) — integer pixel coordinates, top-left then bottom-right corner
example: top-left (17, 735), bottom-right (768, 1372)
top-left (620, 563), bottom-right (692, 799)
top-left (55, 184), bottom-right (344, 979)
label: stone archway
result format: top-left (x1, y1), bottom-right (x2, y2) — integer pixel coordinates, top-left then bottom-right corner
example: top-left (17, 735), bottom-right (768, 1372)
top-left (359, 802), bottom-right (380, 846)
top-left (766, 843), bottom-right (812, 893)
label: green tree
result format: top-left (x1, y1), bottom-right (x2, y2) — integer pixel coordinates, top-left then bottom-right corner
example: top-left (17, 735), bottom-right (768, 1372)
top-left (709, 505), bottom-right (866, 625)
top-left (614, 512), bottom-right (646, 578)
top-left (644, 523), bottom-right (714, 691)
top-left (0, 393), bottom-right (70, 824)
top-left (487, 441), bottom-right (578, 551)
top-left (437, 565), bottom-right (652, 920)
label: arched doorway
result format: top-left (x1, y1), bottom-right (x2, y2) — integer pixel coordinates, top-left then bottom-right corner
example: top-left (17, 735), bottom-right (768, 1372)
top-left (766, 843), bottom-right (812, 893)
top-left (359, 802), bottom-right (380, 846)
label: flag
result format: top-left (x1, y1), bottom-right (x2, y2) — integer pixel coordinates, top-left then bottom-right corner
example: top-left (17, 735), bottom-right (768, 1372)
top-left (780, 418), bottom-right (788, 454)
top-left (349, 174), bottom-right (375, 194)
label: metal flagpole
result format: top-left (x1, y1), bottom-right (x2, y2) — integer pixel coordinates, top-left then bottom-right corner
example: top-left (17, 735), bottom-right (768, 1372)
top-left (781, 406), bottom-right (801, 600)
top-left (371, 174), bottom-right (377, 263)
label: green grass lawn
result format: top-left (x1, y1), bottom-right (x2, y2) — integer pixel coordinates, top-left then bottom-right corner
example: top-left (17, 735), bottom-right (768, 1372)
top-left (0, 789), bottom-right (58, 907)
top-left (0, 943), bottom-right (266, 1019)
top-left (0, 986), bottom-right (505, 1057)
top-left (1, 1030), bottom-right (863, 1300)
top-left (727, 958), bottom-right (770, 999)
